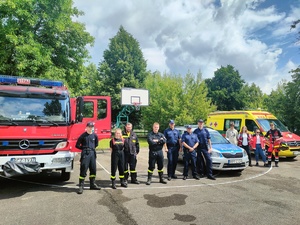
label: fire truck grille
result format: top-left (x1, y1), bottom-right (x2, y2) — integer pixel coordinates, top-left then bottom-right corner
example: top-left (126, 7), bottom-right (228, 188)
top-left (0, 139), bottom-right (67, 151)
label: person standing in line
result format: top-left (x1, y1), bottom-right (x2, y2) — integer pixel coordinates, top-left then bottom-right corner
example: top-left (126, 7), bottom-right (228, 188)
top-left (250, 128), bottom-right (268, 167)
top-left (193, 119), bottom-right (216, 180)
top-left (76, 122), bottom-right (101, 194)
top-left (238, 126), bottom-right (253, 167)
top-left (164, 120), bottom-right (182, 181)
top-left (110, 128), bottom-right (127, 189)
top-left (265, 122), bottom-right (283, 167)
top-left (181, 125), bottom-right (199, 180)
top-left (122, 122), bottom-right (140, 184)
top-left (146, 122), bottom-right (167, 185)
top-left (226, 122), bottom-right (238, 145)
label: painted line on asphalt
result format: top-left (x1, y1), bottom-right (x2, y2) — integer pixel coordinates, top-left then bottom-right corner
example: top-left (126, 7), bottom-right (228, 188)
top-left (0, 163), bottom-right (273, 190)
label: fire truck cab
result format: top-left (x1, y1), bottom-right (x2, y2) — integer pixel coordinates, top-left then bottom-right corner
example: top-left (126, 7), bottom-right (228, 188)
top-left (0, 75), bottom-right (111, 180)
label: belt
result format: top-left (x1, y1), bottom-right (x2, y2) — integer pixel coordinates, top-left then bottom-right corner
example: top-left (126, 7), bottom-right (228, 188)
top-left (83, 148), bottom-right (95, 151)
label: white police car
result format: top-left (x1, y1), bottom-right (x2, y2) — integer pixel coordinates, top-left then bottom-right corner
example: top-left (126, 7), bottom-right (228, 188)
top-left (177, 125), bottom-right (249, 172)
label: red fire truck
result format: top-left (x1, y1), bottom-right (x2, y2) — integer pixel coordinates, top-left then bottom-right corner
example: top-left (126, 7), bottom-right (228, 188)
top-left (0, 75), bottom-right (111, 180)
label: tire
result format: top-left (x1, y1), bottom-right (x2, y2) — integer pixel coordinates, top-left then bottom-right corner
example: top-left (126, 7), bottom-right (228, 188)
top-left (60, 170), bottom-right (71, 181)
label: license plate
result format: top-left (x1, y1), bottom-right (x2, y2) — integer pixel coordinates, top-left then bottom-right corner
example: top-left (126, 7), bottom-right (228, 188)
top-left (228, 159), bottom-right (242, 164)
top-left (10, 157), bottom-right (36, 163)
top-left (293, 151), bottom-right (300, 155)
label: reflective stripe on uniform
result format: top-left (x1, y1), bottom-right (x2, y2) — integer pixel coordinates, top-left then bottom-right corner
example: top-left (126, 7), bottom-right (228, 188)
top-left (130, 170), bottom-right (137, 173)
top-left (119, 175), bottom-right (124, 178)
top-left (158, 169), bottom-right (164, 173)
top-left (89, 175), bottom-right (96, 178)
top-left (148, 170), bottom-right (153, 173)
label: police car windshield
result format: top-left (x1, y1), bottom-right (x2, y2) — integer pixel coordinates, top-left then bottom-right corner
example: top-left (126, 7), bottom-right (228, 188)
top-left (210, 131), bottom-right (229, 144)
top-left (0, 96), bottom-right (69, 125)
top-left (257, 119), bottom-right (288, 132)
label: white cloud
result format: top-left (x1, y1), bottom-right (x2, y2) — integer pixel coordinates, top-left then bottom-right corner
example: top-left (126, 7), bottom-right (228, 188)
top-left (73, 0), bottom-right (300, 94)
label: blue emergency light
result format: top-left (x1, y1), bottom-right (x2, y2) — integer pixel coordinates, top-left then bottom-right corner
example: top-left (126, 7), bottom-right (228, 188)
top-left (0, 75), bottom-right (64, 87)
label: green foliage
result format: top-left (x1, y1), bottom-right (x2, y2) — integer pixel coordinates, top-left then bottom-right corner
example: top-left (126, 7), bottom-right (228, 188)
top-left (205, 65), bottom-right (245, 110)
top-left (0, 0), bottom-right (94, 95)
top-left (97, 26), bottom-right (149, 124)
top-left (142, 71), bottom-right (216, 131)
top-left (241, 83), bottom-right (266, 110)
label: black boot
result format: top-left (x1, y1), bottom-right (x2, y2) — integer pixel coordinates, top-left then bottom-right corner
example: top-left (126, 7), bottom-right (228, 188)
top-left (275, 161), bottom-right (279, 167)
top-left (159, 172), bottom-right (167, 184)
top-left (146, 173), bottom-right (152, 185)
top-left (77, 178), bottom-right (84, 194)
top-left (268, 160), bottom-right (272, 167)
top-left (124, 172), bottom-right (129, 185)
top-left (112, 179), bottom-right (116, 189)
top-left (131, 173), bottom-right (140, 184)
top-left (121, 178), bottom-right (127, 188)
top-left (90, 177), bottom-right (101, 190)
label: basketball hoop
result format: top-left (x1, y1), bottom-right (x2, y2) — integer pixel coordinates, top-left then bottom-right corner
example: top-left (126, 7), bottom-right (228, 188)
top-left (133, 102), bottom-right (141, 111)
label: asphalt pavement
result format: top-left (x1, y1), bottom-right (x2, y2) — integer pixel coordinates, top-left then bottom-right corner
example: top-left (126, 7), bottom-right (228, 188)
top-left (0, 148), bottom-right (299, 225)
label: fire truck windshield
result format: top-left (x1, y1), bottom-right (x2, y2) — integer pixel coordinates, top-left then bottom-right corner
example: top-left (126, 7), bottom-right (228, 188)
top-left (257, 119), bottom-right (289, 132)
top-left (0, 95), bottom-right (69, 125)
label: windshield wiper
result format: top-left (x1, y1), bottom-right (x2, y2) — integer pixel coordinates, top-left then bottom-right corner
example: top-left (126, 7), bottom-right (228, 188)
top-left (36, 120), bottom-right (59, 126)
top-left (0, 119), bottom-right (19, 125)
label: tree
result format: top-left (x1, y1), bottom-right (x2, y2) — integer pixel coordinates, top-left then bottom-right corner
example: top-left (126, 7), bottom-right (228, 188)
top-left (142, 71), bottom-right (216, 130)
top-left (0, 0), bottom-right (94, 95)
top-left (97, 26), bottom-right (148, 125)
top-left (205, 65), bottom-right (245, 110)
top-left (241, 83), bottom-right (265, 110)
top-left (283, 69), bottom-right (300, 133)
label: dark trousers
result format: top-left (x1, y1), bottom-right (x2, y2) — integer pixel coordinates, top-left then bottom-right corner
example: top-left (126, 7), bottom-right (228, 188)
top-left (183, 149), bottom-right (197, 177)
top-left (148, 150), bottom-right (164, 173)
top-left (167, 146), bottom-right (179, 177)
top-left (241, 145), bottom-right (252, 165)
top-left (124, 152), bottom-right (137, 174)
top-left (197, 148), bottom-right (213, 177)
top-left (80, 150), bottom-right (96, 178)
top-left (111, 150), bottom-right (125, 180)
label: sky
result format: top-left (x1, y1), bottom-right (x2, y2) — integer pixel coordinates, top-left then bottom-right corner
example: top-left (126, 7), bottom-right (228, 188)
top-left (72, 0), bottom-right (300, 94)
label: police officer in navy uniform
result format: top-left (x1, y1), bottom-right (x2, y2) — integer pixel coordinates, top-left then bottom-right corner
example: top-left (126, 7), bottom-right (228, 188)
top-left (146, 122), bottom-right (167, 185)
top-left (76, 122), bottom-right (101, 194)
top-left (122, 122), bottom-right (140, 184)
top-left (110, 128), bottom-right (127, 189)
top-left (181, 125), bottom-right (199, 180)
top-left (164, 120), bottom-right (181, 181)
top-left (193, 119), bottom-right (215, 180)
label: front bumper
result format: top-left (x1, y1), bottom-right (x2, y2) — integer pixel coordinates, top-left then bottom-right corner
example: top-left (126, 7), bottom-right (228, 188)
top-left (212, 156), bottom-right (249, 171)
top-left (0, 151), bottom-right (75, 174)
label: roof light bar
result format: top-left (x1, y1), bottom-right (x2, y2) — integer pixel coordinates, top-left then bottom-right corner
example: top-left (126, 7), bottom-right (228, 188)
top-left (0, 75), bottom-right (64, 87)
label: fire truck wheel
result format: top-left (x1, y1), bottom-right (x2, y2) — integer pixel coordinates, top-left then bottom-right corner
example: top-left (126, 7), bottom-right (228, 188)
top-left (60, 170), bottom-right (71, 181)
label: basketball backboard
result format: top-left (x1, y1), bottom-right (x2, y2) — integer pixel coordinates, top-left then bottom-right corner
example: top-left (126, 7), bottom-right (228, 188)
top-left (121, 88), bottom-right (149, 106)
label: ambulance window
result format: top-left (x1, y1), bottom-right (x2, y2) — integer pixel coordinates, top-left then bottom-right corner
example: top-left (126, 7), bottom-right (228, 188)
top-left (245, 119), bottom-right (258, 133)
top-left (224, 119), bottom-right (241, 131)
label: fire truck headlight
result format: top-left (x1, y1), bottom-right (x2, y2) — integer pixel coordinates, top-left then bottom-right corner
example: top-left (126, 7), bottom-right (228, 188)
top-left (55, 142), bottom-right (67, 149)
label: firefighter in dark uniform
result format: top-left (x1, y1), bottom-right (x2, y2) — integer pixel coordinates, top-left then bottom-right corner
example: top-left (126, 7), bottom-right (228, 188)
top-left (76, 122), bottom-right (101, 194)
top-left (146, 122), bottom-right (167, 185)
top-left (110, 128), bottom-right (127, 189)
top-left (181, 125), bottom-right (199, 180)
top-left (122, 122), bottom-right (140, 184)
top-left (265, 122), bottom-right (283, 167)
top-left (164, 120), bottom-right (181, 181)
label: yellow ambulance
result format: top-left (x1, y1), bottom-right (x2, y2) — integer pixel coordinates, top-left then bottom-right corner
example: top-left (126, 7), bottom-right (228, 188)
top-left (207, 111), bottom-right (300, 158)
